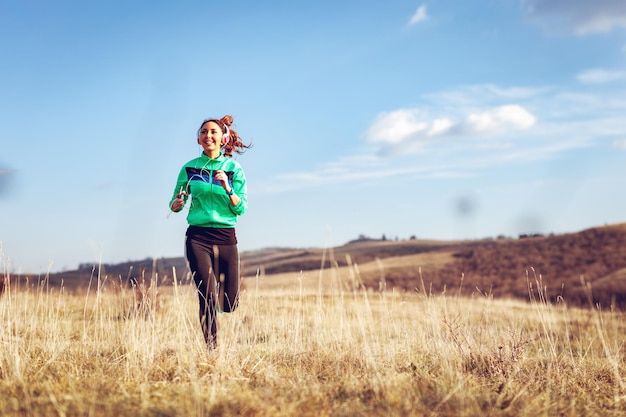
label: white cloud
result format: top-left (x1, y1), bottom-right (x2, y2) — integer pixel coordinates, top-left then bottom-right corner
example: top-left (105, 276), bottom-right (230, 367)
top-left (409, 4), bottom-right (428, 25)
top-left (366, 109), bottom-right (438, 145)
top-left (524, 0), bottom-right (626, 34)
top-left (365, 104), bottom-right (535, 146)
top-left (367, 109), bottom-right (428, 143)
top-left (463, 105), bottom-right (536, 134)
top-left (430, 118), bottom-right (455, 136)
top-left (577, 69), bottom-right (626, 83)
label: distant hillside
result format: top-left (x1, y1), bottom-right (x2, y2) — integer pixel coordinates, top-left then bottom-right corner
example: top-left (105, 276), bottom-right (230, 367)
top-left (235, 223), bottom-right (626, 309)
top-left (5, 223), bottom-right (626, 308)
top-left (241, 238), bottom-right (461, 276)
top-left (430, 224), bottom-right (626, 308)
top-left (346, 223), bottom-right (626, 309)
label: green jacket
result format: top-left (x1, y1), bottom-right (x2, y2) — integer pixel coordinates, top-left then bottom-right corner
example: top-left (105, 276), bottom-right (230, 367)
top-left (169, 152), bottom-right (247, 228)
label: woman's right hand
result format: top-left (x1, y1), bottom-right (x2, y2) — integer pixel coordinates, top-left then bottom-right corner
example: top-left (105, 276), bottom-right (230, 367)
top-left (171, 191), bottom-right (187, 211)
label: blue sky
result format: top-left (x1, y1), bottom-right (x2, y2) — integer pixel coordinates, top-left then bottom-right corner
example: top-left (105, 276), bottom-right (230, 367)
top-left (1, 0), bottom-right (626, 273)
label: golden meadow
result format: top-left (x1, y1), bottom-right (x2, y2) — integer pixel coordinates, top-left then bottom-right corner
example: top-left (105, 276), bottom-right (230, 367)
top-left (1, 256), bottom-right (626, 417)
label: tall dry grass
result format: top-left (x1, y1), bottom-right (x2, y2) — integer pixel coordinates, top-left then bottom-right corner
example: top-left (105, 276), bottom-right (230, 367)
top-left (1, 259), bottom-right (626, 416)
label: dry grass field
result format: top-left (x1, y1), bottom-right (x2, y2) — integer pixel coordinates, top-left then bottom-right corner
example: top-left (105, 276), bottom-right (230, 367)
top-left (2, 261), bottom-right (626, 417)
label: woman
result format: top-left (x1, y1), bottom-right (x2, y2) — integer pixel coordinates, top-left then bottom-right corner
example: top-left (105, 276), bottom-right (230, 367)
top-left (169, 115), bottom-right (250, 348)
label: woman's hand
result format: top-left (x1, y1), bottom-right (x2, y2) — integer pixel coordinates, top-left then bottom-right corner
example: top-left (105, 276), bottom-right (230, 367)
top-left (213, 170), bottom-right (231, 192)
top-left (214, 170), bottom-right (239, 205)
top-left (171, 191), bottom-right (187, 211)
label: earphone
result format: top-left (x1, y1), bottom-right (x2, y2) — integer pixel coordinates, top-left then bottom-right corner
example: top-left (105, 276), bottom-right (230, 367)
top-left (222, 125), bottom-right (230, 145)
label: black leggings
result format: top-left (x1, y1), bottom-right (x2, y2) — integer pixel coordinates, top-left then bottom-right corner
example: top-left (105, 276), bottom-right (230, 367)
top-left (185, 236), bottom-right (240, 347)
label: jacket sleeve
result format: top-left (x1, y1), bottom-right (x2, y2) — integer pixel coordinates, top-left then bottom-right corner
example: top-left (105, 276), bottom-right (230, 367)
top-left (230, 165), bottom-right (247, 216)
top-left (168, 166), bottom-right (189, 210)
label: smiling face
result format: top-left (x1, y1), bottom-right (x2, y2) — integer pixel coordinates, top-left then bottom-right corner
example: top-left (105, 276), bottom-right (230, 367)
top-left (197, 121), bottom-right (224, 158)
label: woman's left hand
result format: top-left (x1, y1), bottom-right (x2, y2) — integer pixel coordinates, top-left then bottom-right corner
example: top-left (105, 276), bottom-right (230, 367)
top-left (214, 170), bottom-right (239, 205)
top-left (213, 170), bottom-right (230, 189)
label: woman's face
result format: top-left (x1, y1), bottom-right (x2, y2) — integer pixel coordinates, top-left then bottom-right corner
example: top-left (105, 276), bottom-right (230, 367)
top-left (197, 121), bottom-right (224, 156)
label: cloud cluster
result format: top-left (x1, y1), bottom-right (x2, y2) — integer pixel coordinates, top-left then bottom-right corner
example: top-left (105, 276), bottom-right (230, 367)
top-left (365, 105), bottom-right (536, 148)
top-left (260, 78), bottom-right (626, 194)
top-left (523, 0), bottom-right (626, 34)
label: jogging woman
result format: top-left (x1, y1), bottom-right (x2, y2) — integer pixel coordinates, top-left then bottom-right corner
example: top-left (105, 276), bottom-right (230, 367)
top-left (169, 115), bottom-right (250, 348)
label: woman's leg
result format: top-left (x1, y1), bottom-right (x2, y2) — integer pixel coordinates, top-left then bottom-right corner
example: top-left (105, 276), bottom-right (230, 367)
top-left (186, 237), bottom-right (218, 348)
top-left (218, 244), bottom-right (240, 313)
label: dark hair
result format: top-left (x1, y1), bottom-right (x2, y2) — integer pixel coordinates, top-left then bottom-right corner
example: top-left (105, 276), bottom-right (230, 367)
top-left (198, 115), bottom-right (252, 157)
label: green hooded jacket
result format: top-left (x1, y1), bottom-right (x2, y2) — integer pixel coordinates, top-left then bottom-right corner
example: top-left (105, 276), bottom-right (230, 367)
top-left (169, 152), bottom-right (247, 228)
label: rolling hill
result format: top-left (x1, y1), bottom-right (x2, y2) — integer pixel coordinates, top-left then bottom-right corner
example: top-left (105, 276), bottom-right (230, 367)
top-left (4, 223), bottom-right (626, 308)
